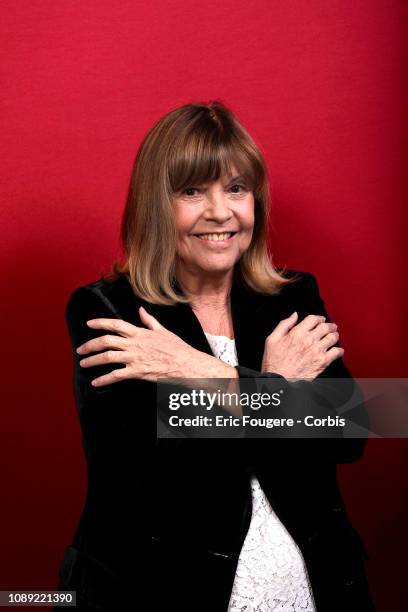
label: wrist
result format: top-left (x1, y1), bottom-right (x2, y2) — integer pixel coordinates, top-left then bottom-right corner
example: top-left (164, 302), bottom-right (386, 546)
top-left (181, 350), bottom-right (236, 379)
top-left (202, 354), bottom-right (238, 379)
top-left (262, 361), bottom-right (285, 377)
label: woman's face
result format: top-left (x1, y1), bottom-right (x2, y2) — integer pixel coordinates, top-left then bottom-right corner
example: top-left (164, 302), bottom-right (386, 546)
top-left (173, 166), bottom-right (255, 277)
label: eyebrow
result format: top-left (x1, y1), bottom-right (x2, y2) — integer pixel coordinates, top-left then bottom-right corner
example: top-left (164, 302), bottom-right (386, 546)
top-left (180, 175), bottom-right (247, 190)
top-left (226, 174), bottom-right (246, 184)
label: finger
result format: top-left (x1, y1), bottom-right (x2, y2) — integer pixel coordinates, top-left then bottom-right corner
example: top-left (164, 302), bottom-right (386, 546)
top-left (273, 312), bottom-right (298, 337)
top-left (295, 314), bottom-right (326, 332)
top-left (311, 322), bottom-right (338, 341)
top-left (324, 346), bottom-right (345, 363)
top-left (79, 350), bottom-right (131, 368)
top-left (86, 318), bottom-right (137, 338)
top-left (319, 331), bottom-right (340, 351)
top-left (76, 334), bottom-right (129, 355)
top-left (139, 306), bottom-right (167, 332)
top-left (90, 366), bottom-right (130, 387)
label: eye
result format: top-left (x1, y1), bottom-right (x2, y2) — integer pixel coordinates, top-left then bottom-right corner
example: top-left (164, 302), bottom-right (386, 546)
top-left (182, 187), bottom-right (201, 197)
top-left (229, 184), bottom-right (247, 194)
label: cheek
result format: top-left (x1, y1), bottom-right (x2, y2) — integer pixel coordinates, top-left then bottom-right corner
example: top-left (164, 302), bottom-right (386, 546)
top-left (174, 220), bottom-right (192, 252)
top-left (174, 217), bottom-right (196, 256)
top-left (176, 233), bottom-right (192, 257)
top-left (239, 203), bottom-right (255, 247)
top-left (247, 213), bottom-right (255, 231)
top-left (174, 205), bottom-right (199, 235)
top-left (241, 201), bottom-right (255, 232)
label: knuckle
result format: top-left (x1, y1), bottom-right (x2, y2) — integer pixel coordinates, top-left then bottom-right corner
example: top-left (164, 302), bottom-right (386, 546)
top-left (312, 314), bottom-right (324, 323)
top-left (292, 325), bottom-right (302, 337)
top-left (304, 335), bottom-right (314, 347)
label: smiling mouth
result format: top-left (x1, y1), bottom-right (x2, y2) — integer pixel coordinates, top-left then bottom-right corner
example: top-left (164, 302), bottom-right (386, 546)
top-left (193, 232), bottom-right (237, 242)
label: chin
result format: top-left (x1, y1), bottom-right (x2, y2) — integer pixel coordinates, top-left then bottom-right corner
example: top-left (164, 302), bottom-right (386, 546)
top-left (200, 261), bottom-right (237, 274)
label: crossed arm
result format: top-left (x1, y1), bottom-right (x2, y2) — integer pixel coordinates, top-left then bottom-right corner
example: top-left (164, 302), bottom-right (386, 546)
top-left (66, 277), bottom-right (369, 462)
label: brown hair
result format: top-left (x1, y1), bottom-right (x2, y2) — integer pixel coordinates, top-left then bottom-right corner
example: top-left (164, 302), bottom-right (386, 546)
top-left (107, 100), bottom-right (301, 304)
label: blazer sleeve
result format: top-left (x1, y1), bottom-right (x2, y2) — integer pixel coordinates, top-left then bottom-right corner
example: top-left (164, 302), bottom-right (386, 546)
top-left (65, 285), bottom-right (153, 456)
top-left (235, 272), bottom-right (370, 464)
top-left (66, 285), bottom-right (136, 394)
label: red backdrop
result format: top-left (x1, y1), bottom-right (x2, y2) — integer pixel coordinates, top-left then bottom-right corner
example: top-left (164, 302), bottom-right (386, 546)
top-left (1, 1), bottom-right (407, 610)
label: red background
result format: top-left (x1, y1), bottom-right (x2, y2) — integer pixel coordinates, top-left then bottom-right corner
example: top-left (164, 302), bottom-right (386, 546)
top-left (1, 1), bottom-right (407, 610)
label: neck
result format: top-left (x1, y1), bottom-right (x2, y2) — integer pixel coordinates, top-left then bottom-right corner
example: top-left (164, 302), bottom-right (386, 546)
top-left (176, 266), bottom-right (234, 308)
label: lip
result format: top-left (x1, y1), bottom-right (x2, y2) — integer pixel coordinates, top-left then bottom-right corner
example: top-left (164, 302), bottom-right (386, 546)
top-left (192, 232), bottom-right (238, 246)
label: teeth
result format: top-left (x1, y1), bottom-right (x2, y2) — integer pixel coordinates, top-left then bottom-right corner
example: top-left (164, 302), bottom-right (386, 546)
top-left (196, 232), bottom-right (233, 241)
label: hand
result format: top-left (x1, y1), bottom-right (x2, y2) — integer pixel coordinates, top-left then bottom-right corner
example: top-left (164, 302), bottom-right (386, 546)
top-left (261, 312), bottom-right (344, 381)
top-left (76, 306), bottom-right (236, 386)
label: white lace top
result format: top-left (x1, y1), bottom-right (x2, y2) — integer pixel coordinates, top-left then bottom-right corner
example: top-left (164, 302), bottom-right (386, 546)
top-left (204, 332), bottom-right (316, 612)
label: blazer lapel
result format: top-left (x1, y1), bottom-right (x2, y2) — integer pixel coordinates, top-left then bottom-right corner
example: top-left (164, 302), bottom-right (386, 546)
top-left (230, 277), bottom-right (297, 371)
top-left (116, 275), bottom-right (215, 357)
top-left (148, 300), bottom-right (215, 357)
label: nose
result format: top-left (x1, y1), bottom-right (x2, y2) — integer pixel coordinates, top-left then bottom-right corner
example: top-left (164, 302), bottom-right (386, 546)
top-left (203, 192), bottom-right (233, 223)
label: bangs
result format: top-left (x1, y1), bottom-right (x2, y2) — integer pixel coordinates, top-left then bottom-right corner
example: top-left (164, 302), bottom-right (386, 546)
top-left (167, 126), bottom-right (261, 194)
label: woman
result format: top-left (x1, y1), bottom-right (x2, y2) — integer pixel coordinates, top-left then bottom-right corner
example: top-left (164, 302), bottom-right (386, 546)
top-left (56, 101), bottom-right (375, 611)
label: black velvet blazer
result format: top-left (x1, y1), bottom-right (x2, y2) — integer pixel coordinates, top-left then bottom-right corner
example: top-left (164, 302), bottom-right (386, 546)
top-left (57, 268), bottom-right (376, 611)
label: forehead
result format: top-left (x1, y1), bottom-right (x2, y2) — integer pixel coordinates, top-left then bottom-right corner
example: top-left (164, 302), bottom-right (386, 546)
top-left (170, 156), bottom-right (252, 193)
top-left (198, 165), bottom-right (242, 185)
